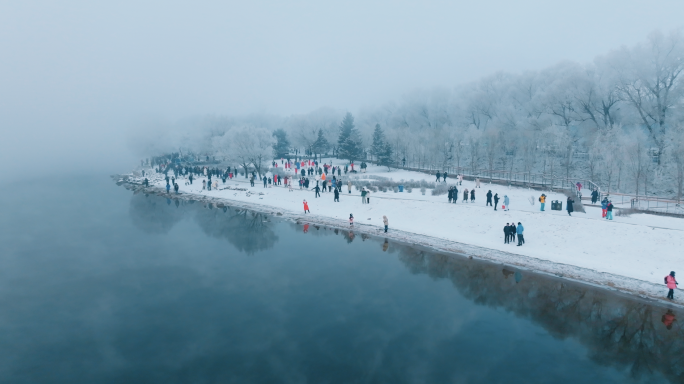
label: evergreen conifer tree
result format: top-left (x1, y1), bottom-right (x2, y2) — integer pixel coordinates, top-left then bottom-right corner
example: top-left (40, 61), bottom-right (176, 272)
top-left (272, 129), bottom-right (290, 158)
top-left (378, 143), bottom-right (394, 170)
top-left (371, 124), bottom-right (386, 161)
top-left (337, 112), bottom-right (362, 162)
top-left (312, 128), bottom-right (330, 157)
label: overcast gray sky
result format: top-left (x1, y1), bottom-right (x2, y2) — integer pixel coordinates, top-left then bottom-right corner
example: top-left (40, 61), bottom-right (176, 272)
top-left (1, 0), bottom-right (683, 176)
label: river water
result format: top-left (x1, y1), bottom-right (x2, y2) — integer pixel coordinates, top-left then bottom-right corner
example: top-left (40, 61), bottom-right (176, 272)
top-left (0, 175), bottom-right (681, 383)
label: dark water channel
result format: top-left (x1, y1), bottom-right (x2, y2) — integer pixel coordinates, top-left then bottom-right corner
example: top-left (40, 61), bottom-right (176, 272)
top-left (0, 176), bottom-right (682, 383)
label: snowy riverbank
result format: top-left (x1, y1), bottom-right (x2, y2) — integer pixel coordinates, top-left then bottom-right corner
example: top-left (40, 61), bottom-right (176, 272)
top-left (117, 162), bottom-right (683, 305)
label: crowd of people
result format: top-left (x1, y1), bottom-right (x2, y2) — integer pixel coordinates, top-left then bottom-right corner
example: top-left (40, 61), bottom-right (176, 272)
top-left (139, 158), bottom-right (679, 301)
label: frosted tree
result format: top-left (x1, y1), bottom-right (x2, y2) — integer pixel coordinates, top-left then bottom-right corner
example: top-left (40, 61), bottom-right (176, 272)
top-left (667, 127), bottom-right (684, 201)
top-left (586, 135), bottom-right (603, 183)
top-left (482, 128), bottom-right (500, 180)
top-left (622, 133), bottom-right (649, 195)
top-left (466, 127), bottom-right (482, 174)
top-left (609, 30), bottom-right (684, 162)
top-left (231, 127), bottom-right (275, 178)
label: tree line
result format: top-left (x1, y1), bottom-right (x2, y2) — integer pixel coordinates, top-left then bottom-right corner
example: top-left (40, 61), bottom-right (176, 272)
top-left (132, 30), bottom-right (684, 199)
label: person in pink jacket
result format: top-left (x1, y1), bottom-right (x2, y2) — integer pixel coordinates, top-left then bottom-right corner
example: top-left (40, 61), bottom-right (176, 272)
top-left (665, 271), bottom-right (678, 300)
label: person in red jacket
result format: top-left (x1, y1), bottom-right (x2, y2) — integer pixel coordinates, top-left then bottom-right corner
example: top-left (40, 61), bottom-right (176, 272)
top-left (303, 200), bottom-right (310, 214)
top-left (665, 271), bottom-right (678, 300)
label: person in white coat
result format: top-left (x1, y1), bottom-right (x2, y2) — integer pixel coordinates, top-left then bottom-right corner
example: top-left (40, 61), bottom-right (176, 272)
top-left (503, 195), bottom-right (510, 211)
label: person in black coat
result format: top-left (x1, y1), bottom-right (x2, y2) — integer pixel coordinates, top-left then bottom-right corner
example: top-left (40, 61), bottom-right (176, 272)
top-left (448, 187), bottom-right (453, 203)
top-left (509, 223), bottom-right (516, 243)
top-left (486, 190), bottom-right (493, 206)
top-left (313, 185), bottom-right (321, 198)
top-left (567, 196), bottom-right (574, 216)
top-left (504, 223), bottom-right (510, 244)
top-left (493, 193), bottom-right (500, 211)
top-left (436, 172), bottom-right (441, 182)
top-left (334, 188), bottom-right (340, 202)
top-left (452, 187), bottom-right (458, 203)
top-left (591, 189), bottom-right (599, 204)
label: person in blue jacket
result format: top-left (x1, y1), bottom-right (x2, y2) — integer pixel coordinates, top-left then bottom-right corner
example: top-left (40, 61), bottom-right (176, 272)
top-left (516, 222), bottom-right (525, 246)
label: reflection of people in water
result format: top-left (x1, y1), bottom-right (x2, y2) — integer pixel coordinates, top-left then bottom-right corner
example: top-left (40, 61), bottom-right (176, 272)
top-left (502, 269), bottom-right (514, 279)
top-left (346, 231), bottom-right (355, 243)
top-left (303, 224), bottom-right (309, 233)
top-left (662, 310), bottom-right (676, 330)
top-left (382, 239), bottom-right (389, 252)
top-left (514, 271), bottom-right (522, 284)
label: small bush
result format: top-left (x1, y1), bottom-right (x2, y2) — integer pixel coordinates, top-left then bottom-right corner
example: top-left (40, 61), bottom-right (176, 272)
top-left (431, 183), bottom-right (449, 196)
top-left (615, 207), bottom-right (638, 217)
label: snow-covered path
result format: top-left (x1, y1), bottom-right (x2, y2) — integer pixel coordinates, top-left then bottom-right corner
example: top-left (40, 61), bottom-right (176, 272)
top-left (128, 162), bottom-right (683, 302)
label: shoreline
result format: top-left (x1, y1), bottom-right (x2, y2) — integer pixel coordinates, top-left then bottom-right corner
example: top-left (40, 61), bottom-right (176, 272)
top-left (114, 174), bottom-right (682, 308)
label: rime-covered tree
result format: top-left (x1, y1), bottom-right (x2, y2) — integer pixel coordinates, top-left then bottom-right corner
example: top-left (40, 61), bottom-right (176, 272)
top-left (337, 112), bottom-right (362, 162)
top-left (272, 128), bottom-right (290, 158)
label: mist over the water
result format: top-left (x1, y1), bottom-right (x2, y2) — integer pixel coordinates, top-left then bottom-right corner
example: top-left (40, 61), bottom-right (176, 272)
top-left (1, 1), bottom-right (683, 179)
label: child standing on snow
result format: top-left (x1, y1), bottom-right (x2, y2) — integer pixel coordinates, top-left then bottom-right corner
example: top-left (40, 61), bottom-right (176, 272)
top-left (349, 214), bottom-right (354, 227)
top-left (665, 271), bottom-right (678, 300)
top-left (606, 201), bottom-right (614, 220)
top-left (303, 200), bottom-right (310, 213)
top-left (601, 198), bottom-right (608, 218)
top-left (463, 188), bottom-right (469, 203)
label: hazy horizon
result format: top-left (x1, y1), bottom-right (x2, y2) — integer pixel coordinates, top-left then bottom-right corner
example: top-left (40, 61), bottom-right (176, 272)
top-left (2, 1), bottom-right (684, 179)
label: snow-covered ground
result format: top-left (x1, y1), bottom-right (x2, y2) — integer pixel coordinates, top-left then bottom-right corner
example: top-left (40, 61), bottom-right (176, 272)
top-left (124, 160), bottom-right (683, 304)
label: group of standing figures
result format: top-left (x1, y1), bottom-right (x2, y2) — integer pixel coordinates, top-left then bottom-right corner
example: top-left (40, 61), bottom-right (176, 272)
top-left (504, 222), bottom-right (525, 246)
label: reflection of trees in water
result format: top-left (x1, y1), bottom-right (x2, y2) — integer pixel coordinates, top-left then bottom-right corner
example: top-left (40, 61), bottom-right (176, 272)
top-left (395, 244), bottom-right (684, 383)
top-left (129, 194), bottom-right (183, 234)
top-left (193, 207), bottom-right (277, 255)
top-left (129, 195), bottom-right (278, 253)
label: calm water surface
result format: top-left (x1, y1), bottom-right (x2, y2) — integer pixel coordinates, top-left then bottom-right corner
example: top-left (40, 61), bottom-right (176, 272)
top-left (0, 176), bottom-right (681, 383)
